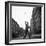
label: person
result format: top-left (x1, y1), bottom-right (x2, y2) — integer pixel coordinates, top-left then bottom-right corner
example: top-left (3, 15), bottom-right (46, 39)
top-left (23, 21), bottom-right (32, 39)
top-left (23, 21), bottom-right (28, 39)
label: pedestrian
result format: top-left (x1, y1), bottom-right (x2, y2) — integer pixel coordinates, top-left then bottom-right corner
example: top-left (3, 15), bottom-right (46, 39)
top-left (23, 21), bottom-right (28, 39)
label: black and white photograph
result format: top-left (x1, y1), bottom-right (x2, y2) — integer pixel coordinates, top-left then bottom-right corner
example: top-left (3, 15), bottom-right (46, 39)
top-left (5, 1), bottom-right (45, 44)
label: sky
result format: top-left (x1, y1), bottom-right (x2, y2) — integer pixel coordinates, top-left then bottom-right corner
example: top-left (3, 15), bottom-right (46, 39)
top-left (12, 6), bottom-right (34, 30)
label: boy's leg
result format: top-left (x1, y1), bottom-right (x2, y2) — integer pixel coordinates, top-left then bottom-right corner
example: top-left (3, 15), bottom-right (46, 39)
top-left (23, 31), bottom-right (27, 39)
top-left (28, 32), bottom-right (32, 39)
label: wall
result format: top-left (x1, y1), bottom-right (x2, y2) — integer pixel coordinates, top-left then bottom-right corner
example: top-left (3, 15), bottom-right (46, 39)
top-left (0, 0), bottom-right (46, 46)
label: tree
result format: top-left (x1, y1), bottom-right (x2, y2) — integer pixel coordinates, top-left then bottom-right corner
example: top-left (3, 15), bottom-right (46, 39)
top-left (31, 7), bottom-right (41, 34)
